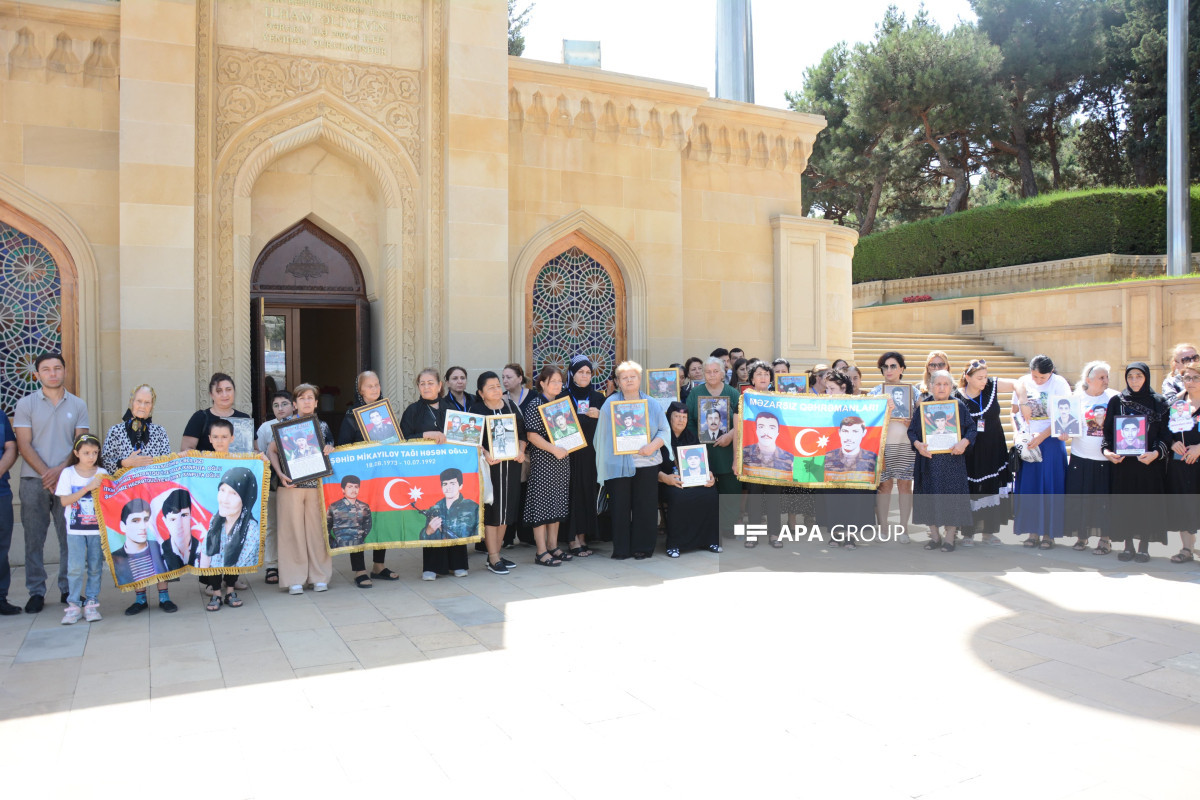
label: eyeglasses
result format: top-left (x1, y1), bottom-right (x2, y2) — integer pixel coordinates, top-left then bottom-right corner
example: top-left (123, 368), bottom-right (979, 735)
top-left (1181, 354), bottom-right (1200, 365)
top-left (928, 362), bottom-right (946, 370)
top-left (1182, 375), bottom-right (1200, 383)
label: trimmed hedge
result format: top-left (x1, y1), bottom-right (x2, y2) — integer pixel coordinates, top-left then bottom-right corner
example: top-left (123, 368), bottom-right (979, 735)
top-left (853, 186), bottom-right (1200, 283)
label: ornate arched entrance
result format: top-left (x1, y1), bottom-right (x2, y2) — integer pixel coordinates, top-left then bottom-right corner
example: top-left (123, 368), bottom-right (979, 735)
top-left (250, 219), bottom-right (370, 427)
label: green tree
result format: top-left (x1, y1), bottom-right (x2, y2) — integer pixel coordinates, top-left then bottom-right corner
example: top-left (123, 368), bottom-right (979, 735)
top-left (508, 0), bottom-right (534, 57)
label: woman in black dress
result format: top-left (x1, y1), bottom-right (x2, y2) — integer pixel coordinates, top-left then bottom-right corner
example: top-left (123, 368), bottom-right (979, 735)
top-left (469, 371), bottom-right (527, 574)
top-left (1165, 364), bottom-right (1200, 564)
top-left (399, 368), bottom-right (468, 580)
top-left (563, 356), bottom-right (605, 557)
top-left (336, 370), bottom-right (398, 587)
top-left (523, 366), bottom-right (573, 566)
top-left (909, 370), bottom-right (977, 551)
top-left (658, 401), bottom-right (721, 557)
top-left (954, 359), bottom-right (1017, 546)
top-left (1102, 363), bottom-right (1169, 563)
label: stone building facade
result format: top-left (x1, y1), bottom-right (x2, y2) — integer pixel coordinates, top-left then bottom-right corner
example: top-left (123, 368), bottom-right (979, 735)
top-left (0, 0), bottom-right (856, 441)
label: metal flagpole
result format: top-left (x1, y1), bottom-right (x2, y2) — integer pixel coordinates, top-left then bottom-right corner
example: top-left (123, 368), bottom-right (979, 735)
top-left (1167, 0), bottom-right (1190, 276)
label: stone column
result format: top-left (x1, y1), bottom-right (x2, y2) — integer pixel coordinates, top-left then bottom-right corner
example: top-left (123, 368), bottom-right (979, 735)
top-left (443, 0), bottom-right (510, 376)
top-left (117, 0), bottom-right (197, 441)
top-left (771, 216), bottom-right (858, 367)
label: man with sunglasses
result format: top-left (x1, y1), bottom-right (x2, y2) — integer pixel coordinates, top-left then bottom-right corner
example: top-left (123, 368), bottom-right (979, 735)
top-left (1163, 343), bottom-right (1199, 397)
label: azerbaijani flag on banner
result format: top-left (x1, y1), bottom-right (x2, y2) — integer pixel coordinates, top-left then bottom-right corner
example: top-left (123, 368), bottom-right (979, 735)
top-left (736, 391), bottom-right (889, 490)
top-left (321, 443), bottom-right (482, 552)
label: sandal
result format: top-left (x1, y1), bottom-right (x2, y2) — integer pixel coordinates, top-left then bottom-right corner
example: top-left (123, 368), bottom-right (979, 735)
top-left (205, 594), bottom-right (222, 612)
top-left (1134, 552), bottom-right (1151, 563)
top-left (354, 574), bottom-right (373, 589)
top-left (549, 548), bottom-right (573, 562)
top-left (1117, 549), bottom-right (1135, 562)
top-left (1072, 538), bottom-right (1089, 551)
top-left (745, 538), bottom-right (758, 548)
top-left (770, 537), bottom-right (784, 548)
top-left (568, 546), bottom-right (593, 558)
top-left (1022, 536), bottom-right (1040, 548)
top-left (923, 538), bottom-right (943, 550)
top-left (941, 541), bottom-right (956, 552)
top-left (1170, 548), bottom-right (1195, 563)
top-left (371, 567), bottom-right (400, 581)
top-left (1039, 539), bottom-right (1054, 550)
top-left (1093, 539), bottom-right (1111, 556)
top-left (224, 592), bottom-right (243, 608)
top-left (264, 567), bottom-right (279, 585)
top-left (534, 551), bottom-right (562, 567)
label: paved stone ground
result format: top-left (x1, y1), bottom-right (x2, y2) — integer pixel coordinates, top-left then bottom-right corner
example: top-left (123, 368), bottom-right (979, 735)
top-left (1, 532), bottom-right (1198, 798)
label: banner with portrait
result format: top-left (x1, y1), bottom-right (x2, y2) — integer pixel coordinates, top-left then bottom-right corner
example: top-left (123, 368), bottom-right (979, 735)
top-left (321, 442), bottom-right (484, 555)
top-left (734, 391), bottom-right (890, 489)
top-left (96, 453), bottom-right (269, 591)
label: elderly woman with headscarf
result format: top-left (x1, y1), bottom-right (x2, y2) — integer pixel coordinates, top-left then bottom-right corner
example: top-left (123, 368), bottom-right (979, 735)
top-left (909, 370), bottom-right (977, 551)
top-left (1165, 363), bottom-right (1200, 564)
top-left (595, 361), bottom-right (672, 560)
top-left (336, 370), bottom-right (399, 587)
top-left (1102, 363), bottom-right (1169, 563)
top-left (658, 400), bottom-right (720, 557)
top-left (686, 356), bottom-right (741, 534)
top-left (100, 384), bottom-right (178, 615)
top-left (563, 356), bottom-right (606, 557)
top-left (200, 465), bottom-right (259, 610)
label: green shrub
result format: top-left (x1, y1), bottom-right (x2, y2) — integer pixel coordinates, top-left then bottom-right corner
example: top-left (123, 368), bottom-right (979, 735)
top-left (852, 186), bottom-right (1200, 283)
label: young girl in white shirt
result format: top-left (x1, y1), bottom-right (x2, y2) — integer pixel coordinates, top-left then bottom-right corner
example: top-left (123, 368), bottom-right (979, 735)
top-left (56, 434), bottom-right (108, 624)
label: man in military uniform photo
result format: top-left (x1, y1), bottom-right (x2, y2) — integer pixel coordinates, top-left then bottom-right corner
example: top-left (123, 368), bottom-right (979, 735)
top-left (326, 475), bottom-right (372, 549)
top-left (824, 415), bottom-right (877, 481)
top-left (742, 411), bottom-right (794, 472)
top-left (420, 468), bottom-right (480, 540)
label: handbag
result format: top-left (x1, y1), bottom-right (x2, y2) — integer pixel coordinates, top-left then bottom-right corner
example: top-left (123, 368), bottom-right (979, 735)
top-left (478, 452), bottom-right (494, 505)
top-left (596, 483), bottom-right (611, 516)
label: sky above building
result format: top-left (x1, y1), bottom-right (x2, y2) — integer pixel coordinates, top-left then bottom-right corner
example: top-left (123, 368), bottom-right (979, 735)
top-left (520, 0), bottom-right (977, 110)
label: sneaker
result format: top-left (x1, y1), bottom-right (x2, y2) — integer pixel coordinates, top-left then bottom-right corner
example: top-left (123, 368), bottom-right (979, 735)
top-left (421, 571), bottom-right (437, 581)
top-left (960, 536), bottom-right (975, 548)
top-left (83, 603), bottom-right (102, 623)
top-left (159, 600), bottom-right (179, 613)
top-left (486, 560), bottom-right (510, 574)
top-left (708, 544), bottom-right (723, 553)
top-left (666, 548), bottom-right (680, 558)
top-left (314, 583), bottom-right (328, 592)
top-left (897, 532), bottom-right (911, 544)
top-left (452, 569), bottom-right (469, 578)
top-left (124, 601), bottom-right (148, 616)
top-left (499, 557), bottom-right (517, 569)
top-left (61, 605), bottom-right (82, 625)
top-left (288, 584), bottom-right (304, 595)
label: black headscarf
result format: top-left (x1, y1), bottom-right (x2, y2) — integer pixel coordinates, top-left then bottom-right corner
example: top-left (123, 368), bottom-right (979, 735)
top-left (206, 467), bottom-right (258, 564)
top-left (567, 355), bottom-right (595, 401)
top-left (122, 408), bottom-right (150, 451)
top-left (1120, 362), bottom-right (1157, 417)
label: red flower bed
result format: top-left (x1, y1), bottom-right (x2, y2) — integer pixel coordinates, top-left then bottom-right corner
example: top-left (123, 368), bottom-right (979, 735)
top-left (902, 294), bottom-right (933, 303)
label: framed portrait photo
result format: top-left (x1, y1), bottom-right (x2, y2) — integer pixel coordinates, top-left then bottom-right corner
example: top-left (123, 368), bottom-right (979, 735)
top-left (354, 398), bottom-right (403, 445)
top-left (697, 396), bottom-right (730, 444)
top-left (677, 444), bottom-right (711, 487)
top-left (230, 417), bottom-right (256, 454)
top-left (1114, 415), bottom-right (1147, 456)
top-left (920, 400), bottom-right (961, 454)
top-left (775, 374), bottom-right (809, 395)
top-left (646, 368), bottom-right (681, 401)
top-left (1050, 395), bottom-right (1083, 437)
top-left (272, 414), bottom-right (332, 482)
top-left (610, 399), bottom-right (651, 455)
top-left (1168, 398), bottom-right (1196, 434)
top-left (486, 414), bottom-right (519, 461)
top-left (538, 397), bottom-right (587, 453)
top-left (884, 384), bottom-right (913, 419)
top-left (444, 411), bottom-right (486, 447)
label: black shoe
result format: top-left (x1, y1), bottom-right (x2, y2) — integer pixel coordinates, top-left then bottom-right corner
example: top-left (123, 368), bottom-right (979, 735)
top-left (24, 595), bottom-right (44, 614)
top-left (1117, 549), bottom-right (1135, 562)
top-left (159, 600), bottom-right (179, 613)
top-left (60, 592), bottom-right (70, 604)
top-left (124, 601), bottom-right (149, 616)
top-left (486, 559), bottom-right (510, 574)
top-left (0, 598), bottom-right (20, 616)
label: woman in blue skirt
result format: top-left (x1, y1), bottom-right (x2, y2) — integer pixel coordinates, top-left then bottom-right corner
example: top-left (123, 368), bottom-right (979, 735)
top-left (1013, 355), bottom-right (1072, 549)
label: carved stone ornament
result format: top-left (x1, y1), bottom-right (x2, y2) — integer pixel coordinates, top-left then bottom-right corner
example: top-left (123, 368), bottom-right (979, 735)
top-left (284, 246), bottom-right (328, 281)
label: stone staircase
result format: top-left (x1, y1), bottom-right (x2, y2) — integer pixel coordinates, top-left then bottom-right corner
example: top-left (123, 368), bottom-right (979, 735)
top-left (851, 331), bottom-right (1030, 444)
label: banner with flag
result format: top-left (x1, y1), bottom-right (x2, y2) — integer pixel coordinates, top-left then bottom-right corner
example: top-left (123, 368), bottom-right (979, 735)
top-left (734, 391), bottom-right (890, 489)
top-left (321, 442), bottom-right (483, 554)
top-left (95, 452), bottom-right (269, 591)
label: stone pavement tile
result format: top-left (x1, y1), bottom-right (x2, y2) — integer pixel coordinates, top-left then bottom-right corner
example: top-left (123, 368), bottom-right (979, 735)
top-left (293, 661), bottom-right (363, 678)
top-left (73, 665), bottom-right (150, 708)
top-left (431, 594), bottom-right (505, 626)
top-left (219, 648), bottom-right (295, 687)
top-left (1129, 666), bottom-right (1200, 704)
top-left (423, 643), bottom-right (488, 660)
top-left (79, 630), bottom-right (151, 675)
top-left (150, 677), bottom-right (226, 699)
top-left (972, 638), bottom-right (1051, 672)
top-left (1158, 702), bottom-right (1200, 725)
top-left (522, 581), bottom-right (582, 599)
top-left (1099, 637), bottom-right (1190, 665)
top-left (559, 685), bottom-right (652, 724)
top-left (392, 612), bottom-right (460, 637)
top-left (367, 590), bottom-right (438, 619)
top-left (1161, 651), bottom-right (1200, 676)
top-left (315, 601), bottom-right (388, 627)
top-left (345, 634), bottom-right (425, 668)
top-left (147, 614), bottom-right (213, 647)
top-left (407, 575), bottom-right (472, 600)
top-left (1003, 611), bottom-right (1129, 648)
top-left (457, 578), bottom-right (535, 605)
top-left (1005, 671), bottom-right (1075, 700)
top-left (464, 621), bottom-right (505, 649)
top-left (149, 641), bottom-right (221, 687)
top-left (260, 601), bottom-right (333, 633)
top-left (0, 623), bottom-right (31, 657)
top-left (409, 630), bottom-right (478, 651)
top-left (975, 619), bottom-right (1036, 643)
top-left (1091, 615), bottom-right (1200, 650)
top-left (1006, 632), bottom-right (1160, 679)
top-left (1013, 660), bottom-right (1193, 718)
top-left (14, 625), bottom-right (88, 662)
top-left (335, 620), bottom-right (403, 641)
top-left (276, 628), bottom-right (354, 669)
top-left (211, 628), bottom-right (282, 658)
top-left (550, 565), bottom-right (622, 590)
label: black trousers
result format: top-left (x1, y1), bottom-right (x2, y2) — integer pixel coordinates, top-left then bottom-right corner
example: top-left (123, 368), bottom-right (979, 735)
top-left (423, 544), bottom-right (469, 574)
top-left (607, 466), bottom-right (660, 558)
top-left (746, 483), bottom-right (781, 528)
top-left (349, 549), bottom-right (386, 571)
top-left (200, 573), bottom-right (238, 590)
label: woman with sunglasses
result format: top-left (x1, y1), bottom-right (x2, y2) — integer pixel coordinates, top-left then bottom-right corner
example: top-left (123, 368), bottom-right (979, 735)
top-left (918, 352), bottom-right (952, 395)
top-left (870, 351), bottom-right (915, 542)
top-left (1162, 343), bottom-right (1199, 397)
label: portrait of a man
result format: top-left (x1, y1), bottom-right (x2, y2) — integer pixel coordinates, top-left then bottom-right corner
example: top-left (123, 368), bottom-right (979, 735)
top-left (824, 415), bottom-right (877, 480)
top-left (1115, 417), bottom-right (1145, 454)
top-left (698, 398), bottom-right (728, 444)
top-left (160, 488), bottom-right (199, 571)
top-left (111, 498), bottom-right (167, 585)
top-left (743, 411), bottom-right (794, 471)
top-left (1053, 397), bottom-right (1081, 436)
top-left (420, 468), bottom-right (480, 540)
top-left (327, 475), bottom-right (373, 549)
top-left (365, 408), bottom-right (398, 441)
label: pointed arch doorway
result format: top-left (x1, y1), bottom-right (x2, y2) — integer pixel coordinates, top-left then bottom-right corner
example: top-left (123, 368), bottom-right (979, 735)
top-left (250, 219), bottom-right (370, 428)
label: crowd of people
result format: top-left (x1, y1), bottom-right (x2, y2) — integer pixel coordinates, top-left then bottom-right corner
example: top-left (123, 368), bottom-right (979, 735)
top-left (0, 341), bottom-right (1196, 624)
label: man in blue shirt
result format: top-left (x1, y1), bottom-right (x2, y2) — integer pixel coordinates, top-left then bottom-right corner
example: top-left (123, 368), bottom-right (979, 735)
top-left (0, 411), bottom-right (18, 614)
